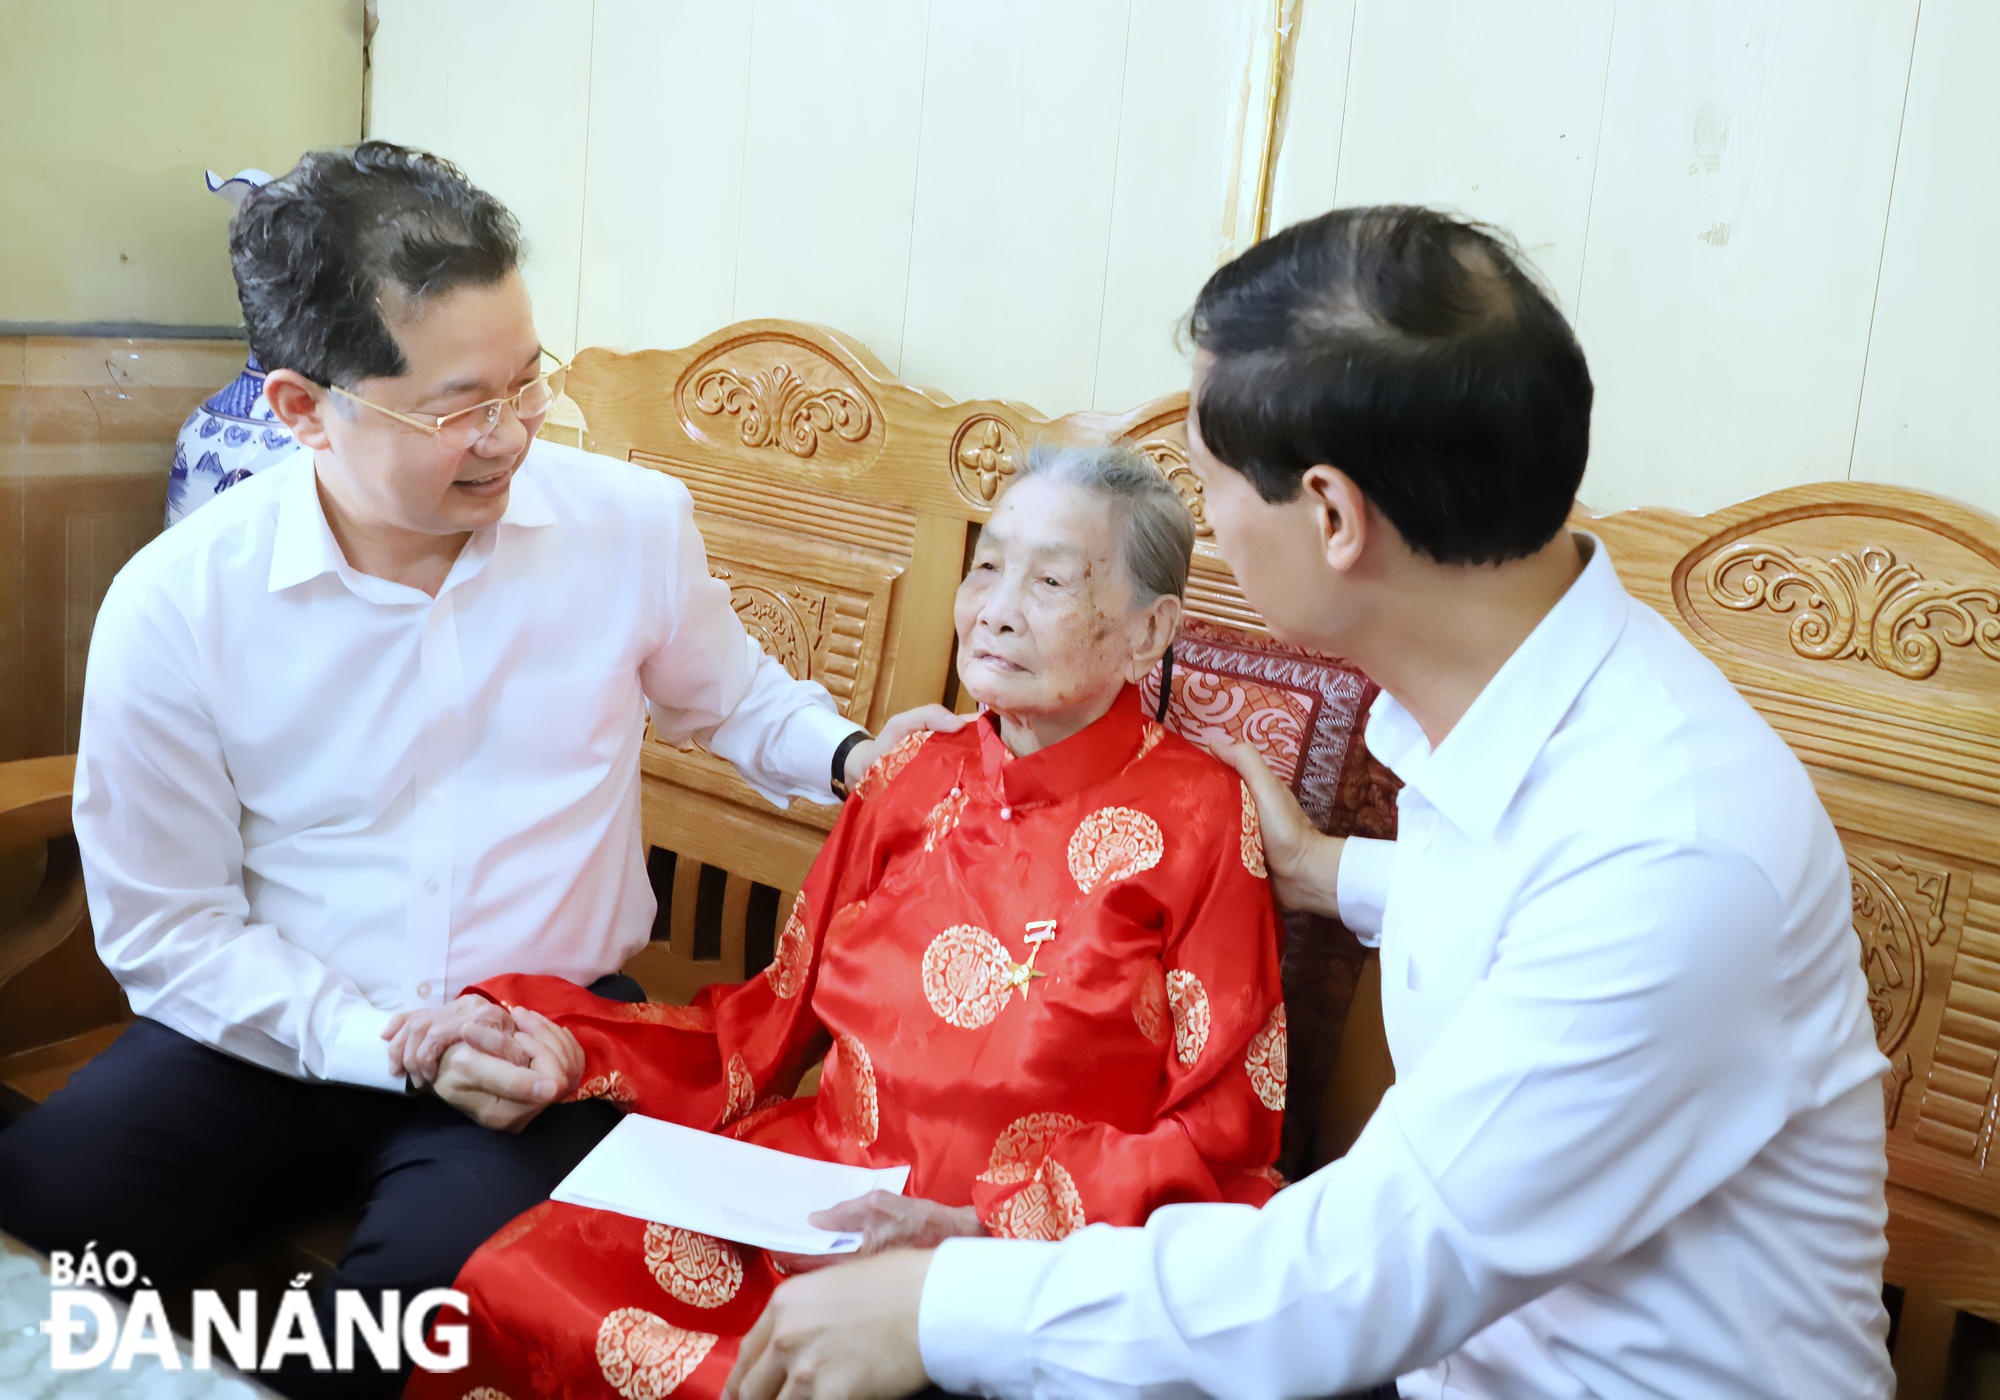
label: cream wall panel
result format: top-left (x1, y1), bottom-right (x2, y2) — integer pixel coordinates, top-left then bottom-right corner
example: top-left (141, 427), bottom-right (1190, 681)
top-left (1091, 0), bottom-right (1256, 411)
top-left (728, 0), bottom-right (930, 373)
top-left (365, 0), bottom-right (453, 157)
top-left (1265, 0), bottom-right (1359, 237)
top-left (898, 1), bottom-right (1134, 410)
top-left (573, 2), bottom-right (753, 354)
top-left (0, 0), bottom-right (362, 325)
top-left (1324, 0), bottom-right (1616, 314)
top-left (368, 0), bottom-right (596, 357)
top-left (1850, 0), bottom-right (2000, 517)
top-left (1573, 0), bottom-right (1918, 514)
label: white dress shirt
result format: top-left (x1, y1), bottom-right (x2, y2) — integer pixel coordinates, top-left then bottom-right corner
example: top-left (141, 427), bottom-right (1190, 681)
top-left (74, 442), bottom-right (854, 1091)
top-left (920, 535), bottom-right (1892, 1399)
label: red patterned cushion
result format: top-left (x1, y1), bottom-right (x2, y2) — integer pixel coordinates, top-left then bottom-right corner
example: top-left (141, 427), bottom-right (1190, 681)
top-left (1143, 617), bottom-right (1401, 1176)
top-left (1141, 617), bottom-right (1397, 840)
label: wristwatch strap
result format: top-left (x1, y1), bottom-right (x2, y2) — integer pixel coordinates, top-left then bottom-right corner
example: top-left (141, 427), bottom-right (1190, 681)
top-left (829, 728), bottom-right (872, 801)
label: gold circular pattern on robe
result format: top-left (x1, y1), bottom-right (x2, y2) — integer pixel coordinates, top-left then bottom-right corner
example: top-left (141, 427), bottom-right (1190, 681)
top-left (462, 1387), bottom-right (514, 1399)
top-left (642, 1224), bottom-right (745, 1309)
top-left (986, 1159), bottom-right (1086, 1241)
top-left (609, 1001), bottom-right (714, 1030)
top-left (721, 1053), bottom-right (756, 1126)
top-left (853, 730), bottom-right (933, 802)
top-left (1068, 807), bottom-right (1165, 893)
top-left (595, 1308), bottom-right (718, 1399)
top-left (828, 1032), bottom-right (880, 1146)
top-left (1166, 969), bottom-right (1211, 1067)
top-left (1131, 963), bottom-right (1170, 1046)
top-left (1239, 780), bottom-right (1268, 879)
top-left (768, 891), bottom-right (812, 999)
top-left (920, 925), bottom-right (1014, 1029)
top-left (922, 786), bottom-right (967, 852)
top-left (1133, 721), bottom-right (1166, 764)
top-left (977, 1111), bottom-right (1085, 1186)
top-left (570, 1070), bottom-right (639, 1106)
top-left (1246, 1004), bottom-right (1287, 1110)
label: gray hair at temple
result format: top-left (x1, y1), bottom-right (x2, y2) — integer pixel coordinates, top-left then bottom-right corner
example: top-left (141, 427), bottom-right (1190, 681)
top-left (1011, 442), bottom-right (1196, 604)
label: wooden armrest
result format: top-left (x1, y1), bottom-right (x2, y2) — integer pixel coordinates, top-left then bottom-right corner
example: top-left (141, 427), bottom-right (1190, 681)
top-left (0, 756), bottom-right (77, 850)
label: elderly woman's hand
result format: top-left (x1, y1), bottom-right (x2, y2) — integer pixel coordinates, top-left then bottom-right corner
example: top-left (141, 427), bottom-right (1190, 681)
top-left (841, 705), bottom-right (974, 791)
top-left (764, 1191), bottom-right (983, 1276)
top-left (1211, 737), bottom-right (1346, 918)
top-left (384, 993), bottom-right (531, 1088)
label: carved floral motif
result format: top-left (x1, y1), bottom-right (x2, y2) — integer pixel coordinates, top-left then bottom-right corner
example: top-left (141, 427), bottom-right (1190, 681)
top-left (690, 363), bottom-right (872, 458)
top-left (951, 415), bottom-right (1021, 504)
top-left (1849, 851), bottom-right (1948, 1057)
top-left (1705, 542), bottom-right (2000, 679)
top-left (710, 565), bottom-right (872, 712)
top-left (1136, 438), bottom-right (1213, 537)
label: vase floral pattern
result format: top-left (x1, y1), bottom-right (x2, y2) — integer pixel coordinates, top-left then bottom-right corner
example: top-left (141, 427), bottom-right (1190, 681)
top-left (167, 353), bottom-right (304, 526)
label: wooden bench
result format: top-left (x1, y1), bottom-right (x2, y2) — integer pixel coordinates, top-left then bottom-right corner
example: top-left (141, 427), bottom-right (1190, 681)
top-left (4, 317), bottom-right (1996, 1394)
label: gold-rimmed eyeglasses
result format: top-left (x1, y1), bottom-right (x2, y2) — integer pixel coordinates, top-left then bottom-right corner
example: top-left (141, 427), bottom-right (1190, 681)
top-left (329, 351), bottom-right (569, 451)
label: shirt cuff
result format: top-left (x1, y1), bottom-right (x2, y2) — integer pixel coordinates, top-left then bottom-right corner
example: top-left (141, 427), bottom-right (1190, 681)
top-left (795, 703), bottom-right (865, 803)
top-left (919, 1237), bottom-right (1059, 1398)
top-left (1336, 836), bottom-right (1395, 945)
top-left (316, 1002), bottom-right (403, 1090)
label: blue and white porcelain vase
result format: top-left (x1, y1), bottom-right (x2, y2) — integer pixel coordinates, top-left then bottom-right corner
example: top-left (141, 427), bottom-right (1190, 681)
top-left (167, 167), bottom-right (305, 527)
top-left (167, 353), bottom-right (303, 526)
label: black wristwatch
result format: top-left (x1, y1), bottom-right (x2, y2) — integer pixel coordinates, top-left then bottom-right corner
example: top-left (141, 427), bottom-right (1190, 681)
top-left (829, 729), bottom-right (872, 801)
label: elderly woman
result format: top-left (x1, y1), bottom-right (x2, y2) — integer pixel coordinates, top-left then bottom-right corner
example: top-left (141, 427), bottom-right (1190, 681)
top-left (408, 443), bottom-right (1286, 1400)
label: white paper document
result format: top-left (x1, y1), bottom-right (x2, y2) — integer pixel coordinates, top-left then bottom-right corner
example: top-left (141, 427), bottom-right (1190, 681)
top-left (551, 1114), bottom-right (912, 1255)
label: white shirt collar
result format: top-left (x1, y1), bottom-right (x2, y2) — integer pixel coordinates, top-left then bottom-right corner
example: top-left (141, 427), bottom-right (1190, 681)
top-left (1365, 532), bottom-right (1629, 841)
top-left (267, 446), bottom-right (560, 599)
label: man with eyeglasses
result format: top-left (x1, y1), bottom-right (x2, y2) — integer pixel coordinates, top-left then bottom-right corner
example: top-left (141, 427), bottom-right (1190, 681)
top-left (0, 142), bottom-right (954, 1399)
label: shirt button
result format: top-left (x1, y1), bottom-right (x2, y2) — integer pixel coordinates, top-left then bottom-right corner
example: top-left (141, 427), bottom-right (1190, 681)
top-left (417, 981), bottom-right (432, 999)
top-left (422, 878), bottom-right (439, 896)
top-left (1000, 807), bottom-right (1012, 821)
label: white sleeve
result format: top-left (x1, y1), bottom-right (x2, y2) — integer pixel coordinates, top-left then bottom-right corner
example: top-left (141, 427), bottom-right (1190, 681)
top-left (636, 475), bottom-right (858, 807)
top-left (73, 572), bottom-right (400, 1090)
top-left (1335, 835), bottom-right (1396, 944)
top-left (919, 845), bottom-right (1792, 1399)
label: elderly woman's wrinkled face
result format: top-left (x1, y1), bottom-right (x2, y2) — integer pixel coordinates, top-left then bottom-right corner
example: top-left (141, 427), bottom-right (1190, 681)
top-left (954, 476), bottom-right (1167, 723)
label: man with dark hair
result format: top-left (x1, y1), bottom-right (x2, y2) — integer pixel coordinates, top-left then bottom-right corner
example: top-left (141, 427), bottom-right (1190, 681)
top-left (0, 143), bottom-right (949, 1398)
top-left (723, 207), bottom-right (1892, 1399)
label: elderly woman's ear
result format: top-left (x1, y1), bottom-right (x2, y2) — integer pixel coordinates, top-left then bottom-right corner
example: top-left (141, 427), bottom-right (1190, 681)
top-left (1123, 593), bottom-right (1183, 683)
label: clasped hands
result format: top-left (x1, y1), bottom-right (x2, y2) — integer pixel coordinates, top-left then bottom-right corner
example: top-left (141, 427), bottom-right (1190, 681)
top-left (383, 995), bottom-right (583, 1132)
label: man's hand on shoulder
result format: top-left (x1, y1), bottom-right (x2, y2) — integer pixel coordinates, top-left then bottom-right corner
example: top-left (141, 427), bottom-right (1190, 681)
top-left (842, 705), bottom-right (973, 792)
top-left (1212, 736), bottom-right (1346, 917)
top-left (384, 993), bottom-right (532, 1089)
top-left (431, 1006), bottom-right (584, 1133)
top-left (726, 1248), bottom-right (934, 1400)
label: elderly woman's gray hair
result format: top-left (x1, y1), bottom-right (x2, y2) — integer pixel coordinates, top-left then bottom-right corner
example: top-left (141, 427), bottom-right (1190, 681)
top-left (1010, 442), bottom-right (1196, 603)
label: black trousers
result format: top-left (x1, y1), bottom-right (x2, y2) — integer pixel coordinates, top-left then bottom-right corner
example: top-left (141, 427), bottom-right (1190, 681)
top-left (0, 974), bottom-right (644, 1398)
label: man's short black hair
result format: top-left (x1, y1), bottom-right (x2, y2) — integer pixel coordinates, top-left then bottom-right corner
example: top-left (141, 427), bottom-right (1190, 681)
top-left (1189, 205), bottom-right (1593, 566)
top-left (230, 141), bottom-right (522, 389)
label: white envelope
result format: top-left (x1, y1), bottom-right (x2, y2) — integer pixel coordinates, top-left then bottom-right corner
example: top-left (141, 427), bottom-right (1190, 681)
top-left (551, 1114), bottom-right (912, 1255)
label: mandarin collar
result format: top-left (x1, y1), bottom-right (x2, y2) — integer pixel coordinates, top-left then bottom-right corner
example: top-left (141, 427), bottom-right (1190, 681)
top-left (1365, 532), bottom-right (1630, 841)
top-left (977, 683), bottom-right (1149, 811)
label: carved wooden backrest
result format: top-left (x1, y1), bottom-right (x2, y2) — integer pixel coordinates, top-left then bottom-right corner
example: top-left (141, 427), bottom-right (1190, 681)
top-left (1583, 484), bottom-right (2000, 1311)
top-left (562, 321), bottom-right (1252, 997)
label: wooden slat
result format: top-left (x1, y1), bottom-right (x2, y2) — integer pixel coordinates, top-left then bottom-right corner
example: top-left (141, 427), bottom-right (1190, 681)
top-left (719, 872), bottom-right (752, 982)
top-left (669, 858), bottom-right (703, 964)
